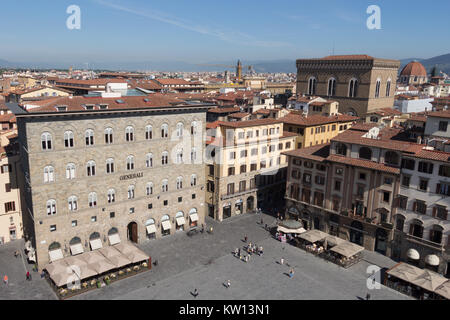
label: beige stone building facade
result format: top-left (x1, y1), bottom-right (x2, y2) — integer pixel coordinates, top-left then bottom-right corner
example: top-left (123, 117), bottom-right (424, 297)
top-left (296, 55), bottom-right (400, 117)
top-left (16, 98), bottom-right (211, 267)
top-left (206, 119), bottom-right (296, 221)
top-left (0, 131), bottom-right (24, 244)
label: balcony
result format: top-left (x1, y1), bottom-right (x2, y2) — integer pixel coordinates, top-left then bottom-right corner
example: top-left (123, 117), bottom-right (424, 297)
top-left (405, 234), bottom-right (445, 251)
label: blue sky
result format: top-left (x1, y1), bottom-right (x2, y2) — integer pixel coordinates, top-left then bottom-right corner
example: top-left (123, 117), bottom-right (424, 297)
top-left (0, 0), bottom-right (449, 64)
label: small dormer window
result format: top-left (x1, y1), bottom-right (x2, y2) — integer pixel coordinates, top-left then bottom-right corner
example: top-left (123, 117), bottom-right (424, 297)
top-left (56, 105), bottom-right (67, 112)
top-left (84, 104), bottom-right (95, 110)
top-left (116, 99), bottom-right (125, 104)
top-left (98, 104), bottom-right (108, 110)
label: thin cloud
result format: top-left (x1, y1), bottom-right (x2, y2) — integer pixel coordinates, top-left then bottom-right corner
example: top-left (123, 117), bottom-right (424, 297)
top-left (93, 0), bottom-right (291, 48)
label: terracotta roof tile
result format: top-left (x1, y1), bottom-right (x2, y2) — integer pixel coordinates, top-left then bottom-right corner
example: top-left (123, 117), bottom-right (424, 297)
top-left (327, 155), bottom-right (401, 174)
top-left (281, 114), bottom-right (358, 126)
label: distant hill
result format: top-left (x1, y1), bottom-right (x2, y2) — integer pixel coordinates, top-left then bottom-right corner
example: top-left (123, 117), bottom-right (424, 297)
top-left (400, 53), bottom-right (450, 75)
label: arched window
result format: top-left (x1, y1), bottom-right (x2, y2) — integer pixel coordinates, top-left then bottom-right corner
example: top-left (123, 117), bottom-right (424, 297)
top-left (86, 160), bottom-right (96, 176)
top-left (41, 132), bottom-right (52, 150)
top-left (107, 189), bottom-right (115, 203)
top-left (327, 78), bottom-right (336, 96)
top-left (127, 185), bottom-right (135, 199)
top-left (429, 225), bottom-right (444, 244)
top-left (146, 153), bottom-right (153, 168)
top-left (145, 125), bottom-right (153, 140)
top-left (85, 129), bottom-right (94, 146)
top-left (348, 78), bottom-right (358, 98)
top-left (335, 143), bottom-right (347, 156)
top-left (126, 155), bottom-right (135, 171)
top-left (191, 174), bottom-right (197, 187)
top-left (162, 151), bottom-right (169, 165)
top-left (385, 151), bottom-right (399, 166)
top-left (104, 128), bottom-right (113, 144)
top-left (106, 158), bottom-right (114, 174)
top-left (64, 131), bottom-right (74, 148)
top-left (386, 79), bottom-right (391, 97)
top-left (409, 219), bottom-right (424, 238)
top-left (176, 149), bottom-right (183, 164)
top-left (146, 182), bottom-right (153, 196)
top-left (395, 215), bottom-right (405, 232)
top-left (125, 126), bottom-right (134, 142)
top-left (44, 166), bottom-right (55, 183)
top-left (68, 196), bottom-right (78, 212)
top-left (191, 121), bottom-right (198, 135)
top-left (375, 79), bottom-right (381, 98)
top-left (66, 163), bottom-right (76, 179)
top-left (308, 77), bottom-right (317, 95)
top-left (162, 179), bottom-right (169, 192)
top-left (161, 215), bottom-right (169, 221)
top-left (359, 147), bottom-right (372, 160)
top-left (176, 122), bottom-right (184, 138)
top-left (88, 192), bottom-right (97, 208)
top-left (176, 176), bottom-right (183, 190)
top-left (161, 124), bottom-right (169, 138)
top-left (47, 199), bottom-right (57, 215)
top-left (191, 148), bottom-right (197, 162)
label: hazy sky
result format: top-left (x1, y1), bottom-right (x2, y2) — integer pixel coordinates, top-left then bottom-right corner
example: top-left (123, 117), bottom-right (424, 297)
top-left (0, 0), bottom-right (449, 64)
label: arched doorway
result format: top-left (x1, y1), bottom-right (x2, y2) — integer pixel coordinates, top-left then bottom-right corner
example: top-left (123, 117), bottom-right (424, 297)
top-left (246, 196), bottom-right (254, 213)
top-left (223, 203), bottom-right (231, 219)
top-left (350, 221), bottom-right (364, 246)
top-left (127, 222), bottom-right (138, 243)
top-left (375, 228), bottom-right (388, 255)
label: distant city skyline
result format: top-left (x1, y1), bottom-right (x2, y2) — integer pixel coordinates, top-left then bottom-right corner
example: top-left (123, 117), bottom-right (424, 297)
top-left (0, 0), bottom-right (449, 66)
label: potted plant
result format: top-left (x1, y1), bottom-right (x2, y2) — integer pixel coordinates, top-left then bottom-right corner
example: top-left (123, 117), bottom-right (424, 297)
top-left (90, 279), bottom-right (97, 287)
top-left (118, 270), bottom-right (125, 276)
top-left (110, 273), bottom-right (116, 280)
top-left (142, 262), bottom-right (148, 268)
top-left (104, 276), bottom-right (110, 285)
top-left (126, 268), bottom-right (132, 273)
top-left (96, 280), bottom-right (102, 288)
top-left (82, 282), bottom-right (88, 289)
top-left (133, 265), bottom-right (140, 271)
top-left (59, 288), bottom-right (68, 297)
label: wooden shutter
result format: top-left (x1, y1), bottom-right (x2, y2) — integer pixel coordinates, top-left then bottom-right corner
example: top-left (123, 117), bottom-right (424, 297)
top-left (413, 202), bottom-right (417, 212)
top-left (432, 207), bottom-right (437, 218)
top-left (436, 184), bottom-right (441, 194)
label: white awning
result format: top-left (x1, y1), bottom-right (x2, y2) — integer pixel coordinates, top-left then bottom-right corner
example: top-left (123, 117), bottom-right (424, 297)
top-left (90, 238), bottom-right (103, 251)
top-left (176, 217), bottom-right (186, 226)
top-left (146, 224), bottom-right (156, 234)
top-left (108, 233), bottom-right (121, 246)
top-left (425, 254), bottom-right (440, 266)
top-left (407, 248), bottom-right (420, 260)
top-left (70, 243), bottom-right (84, 256)
top-left (277, 226), bottom-right (306, 234)
top-left (190, 213), bottom-right (199, 222)
top-left (162, 220), bottom-right (171, 231)
top-left (49, 249), bottom-right (64, 262)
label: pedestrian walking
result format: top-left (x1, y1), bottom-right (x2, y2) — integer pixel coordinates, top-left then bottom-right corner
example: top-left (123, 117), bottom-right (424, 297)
top-left (3, 275), bottom-right (8, 286)
top-left (192, 288), bottom-right (198, 298)
top-left (26, 271), bottom-right (32, 281)
top-left (245, 255), bottom-right (249, 263)
top-left (238, 248), bottom-right (241, 256)
top-left (201, 224), bottom-right (204, 233)
top-left (244, 235), bottom-right (248, 242)
top-left (264, 223), bottom-right (268, 230)
top-left (366, 293), bottom-right (371, 300)
top-left (14, 250), bottom-right (19, 258)
top-left (260, 218), bottom-right (264, 225)
top-left (226, 280), bottom-right (231, 288)
top-left (280, 257), bottom-right (284, 265)
top-left (289, 268), bottom-right (295, 278)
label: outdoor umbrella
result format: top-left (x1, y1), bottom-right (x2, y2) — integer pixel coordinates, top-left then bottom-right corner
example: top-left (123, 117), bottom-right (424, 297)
top-left (89, 259), bottom-right (116, 275)
top-left (80, 251), bottom-right (105, 265)
top-left (126, 250), bottom-right (150, 264)
top-left (411, 270), bottom-right (448, 292)
top-left (73, 264), bottom-right (98, 281)
top-left (108, 254), bottom-right (132, 268)
top-left (45, 260), bottom-right (70, 277)
top-left (114, 242), bottom-right (137, 255)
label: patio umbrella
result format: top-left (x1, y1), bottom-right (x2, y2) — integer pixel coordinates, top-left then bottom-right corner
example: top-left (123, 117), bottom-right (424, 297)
top-left (73, 264), bottom-right (98, 281)
top-left (108, 254), bottom-right (132, 268)
top-left (45, 260), bottom-right (70, 277)
top-left (98, 246), bottom-right (121, 259)
top-left (89, 259), bottom-right (116, 275)
top-left (80, 251), bottom-right (105, 264)
top-left (51, 271), bottom-right (80, 288)
top-left (434, 281), bottom-right (450, 300)
top-left (65, 256), bottom-right (87, 269)
top-left (387, 263), bottom-right (425, 282)
top-left (114, 242), bottom-right (138, 255)
top-left (330, 242), bottom-right (364, 258)
top-left (298, 230), bottom-right (328, 243)
top-left (411, 270), bottom-right (448, 292)
top-left (126, 250), bottom-right (149, 264)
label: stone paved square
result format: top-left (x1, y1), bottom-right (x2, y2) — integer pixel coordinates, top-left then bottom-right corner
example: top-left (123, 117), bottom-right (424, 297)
top-left (0, 212), bottom-right (411, 300)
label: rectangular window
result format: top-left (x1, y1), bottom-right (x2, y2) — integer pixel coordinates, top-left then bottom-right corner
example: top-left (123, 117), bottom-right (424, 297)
top-left (50, 225), bottom-right (56, 232)
top-left (229, 152), bottom-right (236, 160)
top-left (71, 220), bottom-right (77, 227)
top-left (227, 183), bottom-right (235, 195)
top-left (397, 196), bottom-right (408, 209)
top-left (228, 167), bottom-right (235, 176)
top-left (110, 212), bottom-right (115, 218)
top-left (402, 175), bottom-right (411, 187)
top-left (240, 150), bottom-right (247, 158)
top-left (439, 165), bottom-right (450, 177)
top-left (436, 183), bottom-right (450, 196)
top-left (401, 159), bottom-right (415, 170)
top-left (315, 175), bottom-right (325, 185)
top-left (383, 191), bottom-right (390, 203)
top-left (250, 163), bottom-right (257, 171)
top-left (239, 180), bottom-right (246, 192)
top-left (438, 121), bottom-right (448, 132)
top-left (91, 216), bottom-right (97, 222)
top-left (4, 202), bottom-right (15, 213)
top-left (418, 162), bottom-right (434, 174)
top-left (419, 179), bottom-right (428, 191)
top-left (415, 200), bottom-right (427, 215)
top-left (384, 177), bottom-right (393, 185)
top-left (240, 165), bottom-right (247, 174)
top-left (334, 180), bottom-right (341, 191)
top-left (5, 183), bottom-right (11, 192)
top-left (251, 148), bottom-right (258, 156)
top-left (435, 206), bottom-right (448, 220)
top-left (303, 173), bottom-right (312, 184)
top-left (359, 173), bottom-right (366, 180)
